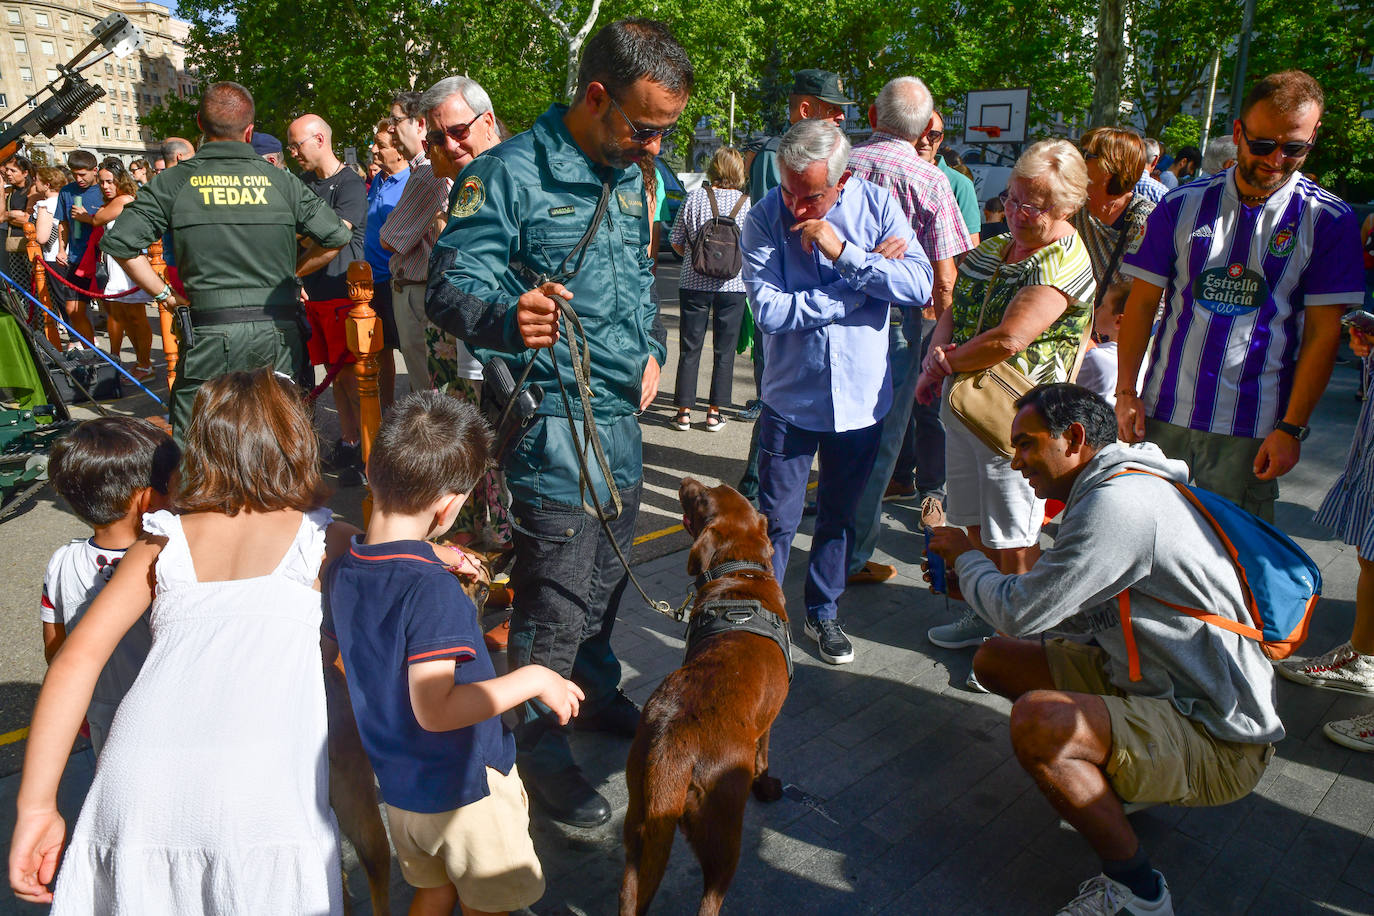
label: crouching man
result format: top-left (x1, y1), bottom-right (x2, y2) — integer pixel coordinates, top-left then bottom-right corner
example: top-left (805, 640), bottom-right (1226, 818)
top-left (929, 383), bottom-right (1281, 916)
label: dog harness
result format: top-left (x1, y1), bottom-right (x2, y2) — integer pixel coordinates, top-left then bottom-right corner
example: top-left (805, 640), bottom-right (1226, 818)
top-left (684, 561), bottom-right (793, 682)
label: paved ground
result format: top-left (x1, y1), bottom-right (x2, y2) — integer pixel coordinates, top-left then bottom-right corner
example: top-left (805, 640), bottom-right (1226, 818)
top-left (4, 270), bottom-right (1374, 914)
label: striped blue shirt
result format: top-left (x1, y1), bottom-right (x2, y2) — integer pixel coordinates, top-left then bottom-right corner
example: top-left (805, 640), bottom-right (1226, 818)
top-left (1121, 168), bottom-right (1364, 438)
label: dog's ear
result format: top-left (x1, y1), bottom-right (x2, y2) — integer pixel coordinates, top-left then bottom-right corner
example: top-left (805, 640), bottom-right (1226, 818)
top-left (679, 477), bottom-right (714, 538)
top-left (755, 513), bottom-right (772, 557)
top-left (686, 524), bottom-right (719, 577)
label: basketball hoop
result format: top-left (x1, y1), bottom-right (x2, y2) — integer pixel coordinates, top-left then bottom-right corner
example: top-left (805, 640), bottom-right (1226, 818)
top-left (968, 125), bottom-right (1003, 139)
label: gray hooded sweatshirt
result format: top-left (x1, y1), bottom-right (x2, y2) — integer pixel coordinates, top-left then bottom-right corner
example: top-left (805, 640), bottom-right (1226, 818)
top-left (955, 441), bottom-right (1285, 745)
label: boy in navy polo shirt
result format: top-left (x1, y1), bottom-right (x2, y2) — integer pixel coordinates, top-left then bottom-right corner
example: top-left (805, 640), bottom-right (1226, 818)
top-left (324, 391), bottom-right (582, 915)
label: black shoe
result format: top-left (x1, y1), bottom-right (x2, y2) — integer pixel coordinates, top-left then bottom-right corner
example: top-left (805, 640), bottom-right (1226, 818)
top-left (322, 438), bottom-right (360, 472)
top-left (572, 689), bottom-right (641, 738)
top-left (738, 400), bottom-right (762, 421)
top-left (802, 500), bottom-right (818, 517)
top-left (337, 462), bottom-right (366, 488)
top-left (805, 618), bottom-right (855, 665)
top-left (521, 763), bottom-right (612, 827)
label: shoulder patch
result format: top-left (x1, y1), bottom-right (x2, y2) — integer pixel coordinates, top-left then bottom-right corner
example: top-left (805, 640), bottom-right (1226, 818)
top-left (451, 176), bottom-right (486, 219)
top-left (1126, 220), bottom-right (1147, 255)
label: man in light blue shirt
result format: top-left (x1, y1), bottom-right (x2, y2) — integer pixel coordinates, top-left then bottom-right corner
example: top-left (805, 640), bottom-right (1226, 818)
top-left (742, 118), bottom-right (933, 665)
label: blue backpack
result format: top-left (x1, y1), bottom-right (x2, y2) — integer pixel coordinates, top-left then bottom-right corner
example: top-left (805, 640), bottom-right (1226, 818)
top-left (1111, 470), bottom-right (1320, 682)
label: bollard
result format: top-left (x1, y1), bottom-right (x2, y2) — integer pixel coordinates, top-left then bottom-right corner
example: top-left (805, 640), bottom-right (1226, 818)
top-left (346, 260), bottom-right (383, 524)
top-left (147, 239), bottom-right (178, 387)
top-left (23, 221), bottom-right (61, 350)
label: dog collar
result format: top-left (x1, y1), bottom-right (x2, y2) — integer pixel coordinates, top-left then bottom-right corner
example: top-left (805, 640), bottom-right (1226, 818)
top-left (693, 560), bottom-right (772, 592)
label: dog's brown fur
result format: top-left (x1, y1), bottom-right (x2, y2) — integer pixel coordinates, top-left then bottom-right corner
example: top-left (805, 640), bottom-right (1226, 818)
top-left (620, 479), bottom-right (790, 916)
top-left (325, 542), bottom-right (511, 915)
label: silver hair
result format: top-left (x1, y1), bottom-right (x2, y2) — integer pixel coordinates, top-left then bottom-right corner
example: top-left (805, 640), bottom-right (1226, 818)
top-left (1202, 137), bottom-right (1238, 174)
top-left (776, 119), bottom-right (851, 186)
top-left (1143, 137), bottom-right (1161, 163)
top-left (420, 75), bottom-right (493, 120)
top-left (874, 76), bottom-right (934, 142)
top-left (1011, 139), bottom-right (1089, 215)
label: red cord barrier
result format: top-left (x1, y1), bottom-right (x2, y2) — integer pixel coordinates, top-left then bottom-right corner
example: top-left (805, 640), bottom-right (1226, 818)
top-left (37, 260), bottom-right (142, 301)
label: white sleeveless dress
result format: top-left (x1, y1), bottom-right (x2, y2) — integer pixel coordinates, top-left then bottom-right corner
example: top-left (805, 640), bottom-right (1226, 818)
top-left (52, 508), bottom-right (343, 915)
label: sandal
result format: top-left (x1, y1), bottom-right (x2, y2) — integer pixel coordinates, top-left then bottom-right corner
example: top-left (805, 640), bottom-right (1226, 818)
top-left (131, 365), bottom-right (156, 381)
top-left (705, 408), bottom-right (726, 432)
top-left (672, 409), bottom-right (691, 431)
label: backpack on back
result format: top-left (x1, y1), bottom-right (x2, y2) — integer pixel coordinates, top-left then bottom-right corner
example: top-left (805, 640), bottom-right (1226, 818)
top-left (688, 189), bottom-right (747, 280)
top-left (1110, 469), bottom-right (1320, 681)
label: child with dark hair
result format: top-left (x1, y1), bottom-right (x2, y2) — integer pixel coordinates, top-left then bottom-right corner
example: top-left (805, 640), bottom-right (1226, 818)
top-left (324, 390), bottom-right (581, 916)
top-left (12, 369), bottom-right (354, 912)
top-left (41, 417), bottom-right (180, 753)
top-left (1077, 277), bottom-right (1137, 406)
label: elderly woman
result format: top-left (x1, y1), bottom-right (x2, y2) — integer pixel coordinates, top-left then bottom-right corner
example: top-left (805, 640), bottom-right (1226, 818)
top-left (916, 139), bottom-right (1096, 650)
top-left (669, 146), bottom-right (751, 431)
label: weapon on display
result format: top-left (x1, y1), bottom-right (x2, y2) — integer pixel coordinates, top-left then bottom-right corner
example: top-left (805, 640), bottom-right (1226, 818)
top-left (0, 12), bottom-right (145, 162)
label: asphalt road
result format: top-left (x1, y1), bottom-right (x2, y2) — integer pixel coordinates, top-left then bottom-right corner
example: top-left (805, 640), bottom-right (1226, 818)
top-left (0, 257), bottom-right (765, 775)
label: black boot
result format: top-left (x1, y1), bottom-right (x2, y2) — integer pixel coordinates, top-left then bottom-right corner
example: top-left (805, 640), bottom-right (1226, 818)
top-left (518, 759), bottom-right (611, 828)
top-left (571, 689), bottom-right (641, 738)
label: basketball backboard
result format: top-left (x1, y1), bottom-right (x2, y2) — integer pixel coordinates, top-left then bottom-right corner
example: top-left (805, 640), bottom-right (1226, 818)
top-left (963, 88), bottom-right (1030, 145)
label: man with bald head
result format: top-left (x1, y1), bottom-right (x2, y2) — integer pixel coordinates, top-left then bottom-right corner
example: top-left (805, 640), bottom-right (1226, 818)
top-left (101, 81), bottom-right (352, 434)
top-left (288, 113), bottom-right (369, 484)
top-left (160, 137), bottom-right (194, 167)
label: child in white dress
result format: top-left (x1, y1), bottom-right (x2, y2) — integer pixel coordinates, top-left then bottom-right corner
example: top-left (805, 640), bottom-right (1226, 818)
top-left (10, 369), bottom-right (356, 914)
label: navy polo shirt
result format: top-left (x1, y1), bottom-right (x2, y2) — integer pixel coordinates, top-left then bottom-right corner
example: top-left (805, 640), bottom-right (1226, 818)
top-left (323, 537), bottom-right (515, 813)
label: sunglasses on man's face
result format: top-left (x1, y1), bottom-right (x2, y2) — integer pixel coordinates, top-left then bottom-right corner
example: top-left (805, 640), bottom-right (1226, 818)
top-left (605, 92), bottom-right (676, 145)
top-left (424, 112), bottom-right (484, 150)
top-left (1238, 122), bottom-right (1317, 158)
top-left (925, 129), bottom-right (944, 142)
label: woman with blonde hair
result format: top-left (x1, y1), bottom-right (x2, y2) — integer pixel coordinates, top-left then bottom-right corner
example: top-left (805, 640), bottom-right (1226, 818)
top-left (668, 146), bottom-right (751, 431)
top-left (916, 139), bottom-right (1097, 651)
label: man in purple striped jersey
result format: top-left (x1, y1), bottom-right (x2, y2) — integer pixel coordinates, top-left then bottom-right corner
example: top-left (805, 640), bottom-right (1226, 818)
top-left (1115, 70), bottom-right (1364, 521)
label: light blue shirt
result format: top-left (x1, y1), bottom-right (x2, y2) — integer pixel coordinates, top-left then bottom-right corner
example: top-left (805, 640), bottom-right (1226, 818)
top-left (364, 166), bottom-right (410, 282)
top-left (741, 175), bottom-right (933, 433)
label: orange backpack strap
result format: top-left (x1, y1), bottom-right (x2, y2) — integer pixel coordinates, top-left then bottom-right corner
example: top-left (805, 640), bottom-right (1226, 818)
top-left (1115, 592), bottom-right (1143, 682)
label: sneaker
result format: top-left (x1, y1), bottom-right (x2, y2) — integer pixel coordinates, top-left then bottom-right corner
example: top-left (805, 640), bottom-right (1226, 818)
top-left (1324, 711), bottom-right (1374, 752)
top-left (805, 618), bottom-right (855, 665)
top-left (966, 668), bottom-right (989, 693)
top-left (1276, 642), bottom-right (1374, 695)
top-left (847, 560), bottom-right (897, 586)
top-left (927, 607), bottom-right (994, 649)
top-left (882, 480), bottom-right (917, 502)
top-left (322, 438), bottom-right (360, 472)
top-left (337, 462), bottom-right (367, 488)
top-left (919, 493), bottom-right (947, 529)
top-left (1056, 872), bottom-right (1173, 916)
top-left (738, 399), bottom-right (762, 421)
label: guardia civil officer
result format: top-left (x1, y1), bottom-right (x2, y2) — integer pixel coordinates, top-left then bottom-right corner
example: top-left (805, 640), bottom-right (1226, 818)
top-left (102, 82), bottom-right (352, 433)
top-left (426, 19), bottom-right (691, 828)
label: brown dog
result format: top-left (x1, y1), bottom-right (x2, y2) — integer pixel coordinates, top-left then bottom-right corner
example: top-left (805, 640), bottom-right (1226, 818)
top-left (325, 542), bottom-right (509, 915)
top-left (620, 478), bottom-right (791, 916)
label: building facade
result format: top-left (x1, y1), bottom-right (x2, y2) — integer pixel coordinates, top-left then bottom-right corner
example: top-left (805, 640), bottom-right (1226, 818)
top-left (0, 0), bottom-right (194, 163)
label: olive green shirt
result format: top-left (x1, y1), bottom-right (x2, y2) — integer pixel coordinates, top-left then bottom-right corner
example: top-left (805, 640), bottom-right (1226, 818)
top-left (102, 141), bottom-right (351, 311)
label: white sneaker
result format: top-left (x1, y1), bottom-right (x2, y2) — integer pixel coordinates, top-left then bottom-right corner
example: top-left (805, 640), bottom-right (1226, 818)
top-left (1056, 872), bottom-right (1173, 916)
top-left (1324, 711), bottom-right (1374, 752)
top-left (1276, 642), bottom-right (1374, 695)
top-left (966, 668), bottom-right (989, 693)
top-left (928, 607), bottom-right (994, 649)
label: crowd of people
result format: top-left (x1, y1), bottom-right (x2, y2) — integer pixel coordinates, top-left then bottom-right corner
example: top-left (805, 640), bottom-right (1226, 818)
top-left (4, 14), bottom-right (1374, 915)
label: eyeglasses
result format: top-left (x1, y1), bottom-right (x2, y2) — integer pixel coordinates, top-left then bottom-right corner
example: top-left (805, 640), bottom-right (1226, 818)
top-left (1238, 122), bottom-right (1317, 158)
top-left (285, 134), bottom-right (319, 153)
top-left (1080, 149), bottom-right (1099, 160)
top-left (424, 112), bottom-right (484, 151)
top-left (605, 92), bottom-right (676, 144)
top-left (926, 129), bottom-right (944, 142)
top-left (1004, 196), bottom-right (1052, 219)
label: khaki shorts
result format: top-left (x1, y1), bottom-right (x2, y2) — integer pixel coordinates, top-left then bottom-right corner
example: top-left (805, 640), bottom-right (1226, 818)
top-left (1145, 418), bottom-right (1278, 522)
top-left (385, 765), bottom-right (545, 911)
top-left (1045, 638), bottom-right (1275, 807)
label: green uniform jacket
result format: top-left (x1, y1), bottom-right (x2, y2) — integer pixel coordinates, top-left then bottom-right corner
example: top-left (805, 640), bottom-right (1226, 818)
top-left (426, 104), bottom-right (666, 508)
top-left (102, 141), bottom-right (352, 311)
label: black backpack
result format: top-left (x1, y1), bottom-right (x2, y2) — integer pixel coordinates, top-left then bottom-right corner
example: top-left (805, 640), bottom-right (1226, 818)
top-left (688, 188), bottom-right (747, 280)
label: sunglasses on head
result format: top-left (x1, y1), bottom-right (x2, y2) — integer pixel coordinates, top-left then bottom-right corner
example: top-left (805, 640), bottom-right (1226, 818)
top-left (424, 112), bottom-right (484, 150)
top-left (605, 91), bottom-right (676, 144)
top-left (1238, 122), bottom-right (1317, 158)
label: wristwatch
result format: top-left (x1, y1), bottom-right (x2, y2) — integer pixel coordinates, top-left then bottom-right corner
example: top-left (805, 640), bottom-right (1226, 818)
top-left (1274, 420), bottom-right (1310, 441)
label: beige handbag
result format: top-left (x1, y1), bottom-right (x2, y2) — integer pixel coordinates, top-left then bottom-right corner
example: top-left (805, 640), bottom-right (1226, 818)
top-left (947, 250), bottom-right (1091, 458)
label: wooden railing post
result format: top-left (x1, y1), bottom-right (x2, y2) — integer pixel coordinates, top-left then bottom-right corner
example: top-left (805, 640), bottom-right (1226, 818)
top-left (23, 221), bottom-right (60, 350)
top-left (346, 260), bottom-right (383, 524)
top-left (148, 239), bottom-right (177, 386)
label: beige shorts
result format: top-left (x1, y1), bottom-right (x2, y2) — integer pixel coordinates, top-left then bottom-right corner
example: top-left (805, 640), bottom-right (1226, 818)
top-left (385, 765), bottom-right (545, 911)
top-left (1045, 638), bottom-right (1275, 807)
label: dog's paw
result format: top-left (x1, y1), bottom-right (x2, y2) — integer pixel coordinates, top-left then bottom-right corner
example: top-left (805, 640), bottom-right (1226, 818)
top-left (752, 774), bottom-right (783, 803)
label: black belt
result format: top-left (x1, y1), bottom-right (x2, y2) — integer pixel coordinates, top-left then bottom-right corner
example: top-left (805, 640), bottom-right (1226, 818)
top-left (193, 306), bottom-right (298, 326)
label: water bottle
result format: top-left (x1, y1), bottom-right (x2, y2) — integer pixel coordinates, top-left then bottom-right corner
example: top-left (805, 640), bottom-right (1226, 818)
top-left (925, 527), bottom-right (946, 594)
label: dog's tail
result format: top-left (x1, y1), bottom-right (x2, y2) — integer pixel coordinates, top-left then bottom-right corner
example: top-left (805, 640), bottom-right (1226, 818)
top-left (620, 742), bottom-right (692, 916)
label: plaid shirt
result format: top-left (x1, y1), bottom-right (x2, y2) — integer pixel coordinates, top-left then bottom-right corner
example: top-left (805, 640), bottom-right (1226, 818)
top-left (847, 132), bottom-right (973, 274)
top-left (380, 153), bottom-right (452, 284)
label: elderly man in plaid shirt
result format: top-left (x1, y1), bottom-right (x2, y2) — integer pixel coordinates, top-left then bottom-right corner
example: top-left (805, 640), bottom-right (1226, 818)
top-left (844, 75), bottom-right (973, 585)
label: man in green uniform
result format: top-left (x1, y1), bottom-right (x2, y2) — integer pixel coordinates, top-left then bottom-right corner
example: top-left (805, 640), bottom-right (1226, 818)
top-left (102, 81), bottom-right (352, 433)
top-left (426, 18), bottom-right (691, 828)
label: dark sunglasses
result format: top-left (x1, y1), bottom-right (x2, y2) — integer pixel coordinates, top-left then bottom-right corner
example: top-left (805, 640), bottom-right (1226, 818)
top-left (926, 129), bottom-right (944, 142)
top-left (424, 112), bottom-right (484, 150)
top-left (605, 92), bottom-right (676, 144)
top-left (1238, 122), bottom-right (1317, 158)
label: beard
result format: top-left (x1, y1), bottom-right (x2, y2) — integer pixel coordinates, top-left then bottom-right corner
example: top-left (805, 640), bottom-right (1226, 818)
top-left (598, 107), bottom-right (647, 170)
top-left (1236, 152), bottom-right (1303, 194)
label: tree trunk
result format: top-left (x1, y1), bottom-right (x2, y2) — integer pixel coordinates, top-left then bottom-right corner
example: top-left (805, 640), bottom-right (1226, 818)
top-left (1089, 0), bottom-right (1127, 126)
top-left (523, 0), bottom-right (603, 102)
